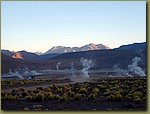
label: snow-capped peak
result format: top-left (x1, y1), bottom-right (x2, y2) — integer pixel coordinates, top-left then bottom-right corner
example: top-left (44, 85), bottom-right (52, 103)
top-left (44, 43), bottom-right (110, 54)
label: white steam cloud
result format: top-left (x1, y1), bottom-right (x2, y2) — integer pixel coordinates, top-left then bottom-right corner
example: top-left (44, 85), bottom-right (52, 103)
top-left (80, 57), bottom-right (94, 78)
top-left (56, 62), bottom-right (61, 71)
top-left (113, 64), bottom-right (130, 76)
top-left (15, 71), bottom-right (24, 79)
top-left (8, 70), bottom-right (24, 79)
top-left (71, 62), bottom-right (76, 77)
top-left (128, 56), bottom-right (146, 76)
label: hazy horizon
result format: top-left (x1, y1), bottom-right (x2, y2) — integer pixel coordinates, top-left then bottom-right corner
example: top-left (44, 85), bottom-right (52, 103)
top-left (2, 1), bottom-right (146, 52)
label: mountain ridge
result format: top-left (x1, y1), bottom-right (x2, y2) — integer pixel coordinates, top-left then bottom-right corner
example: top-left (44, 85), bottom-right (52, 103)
top-left (1, 42), bottom-right (146, 73)
top-left (44, 43), bottom-right (111, 54)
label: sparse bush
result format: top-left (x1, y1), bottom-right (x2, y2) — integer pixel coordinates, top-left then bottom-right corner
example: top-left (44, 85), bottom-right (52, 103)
top-left (118, 89), bottom-right (124, 95)
top-left (124, 93), bottom-right (132, 101)
top-left (44, 92), bottom-right (54, 100)
top-left (79, 88), bottom-right (87, 94)
top-left (133, 97), bottom-right (142, 103)
top-left (6, 95), bottom-right (16, 101)
top-left (46, 88), bottom-right (52, 92)
top-left (88, 94), bottom-right (96, 100)
top-left (47, 94), bottom-right (54, 100)
top-left (56, 88), bottom-right (63, 93)
top-left (92, 87), bottom-right (100, 97)
top-left (45, 95), bottom-right (54, 100)
top-left (25, 95), bottom-right (32, 101)
top-left (33, 89), bottom-right (40, 94)
top-left (110, 80), bottom-right (118, 84)
top-left (101, 80), bottom-right (107, 84)
top-left (22, 91), bottom-right (28, 98)
top-left (103, 89), bottom-right (111, 96)
top-left (133, 91), bottom-right (143, 98)
top-left (1, 92), bottom-right (8, 97)
top-left (63, 85), bottom-right (71, 92)
top-left (137, 86), bottom-right (143, 91)
top-left (60, 94), bottom-right (69, 102)
top-left (74, 93), bottom-right (82, 101)
top-left (123, 89), bottom-right (130, 95)
top-left (1, 77), bottom-right (146, 106)
top-left (67, 91), bottom-right (75, 97)
top-left (52, 84), bottom-right (57, 90)
top-left (33, 94), bottom-right (44, 102)
top-left (1, 96), bottom-right (6, 101)
top-left (36, 87), bottom-right (43, 91)
top-left (27, 90), bottom-right (33, 94)
top-left (92, 87), bottom-right (100, 93)
top-left (99, 85), bottom-right (108, 90)
top-left (44, 92), bottom-right (53, 96)
top-left (18, 87), bottom-right (25, 92)
top-left (113, 93), bottom-right (123, 101)
top-left (125, 96), bottom-right (132, 101)
top-left (142, 96), bottom-right (146, 101)
top-left (11, 89), bottom-right (18, 95)
top-left (106, 94), bottom-right (114, 101)
top-left (53, 95), bottom-right (60, 100)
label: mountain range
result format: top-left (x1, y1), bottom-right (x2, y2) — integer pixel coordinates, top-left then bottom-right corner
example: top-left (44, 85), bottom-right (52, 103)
top-left (1, 42), bottom-right (146, 73)
top-left (1, 43), bottom-right (110, 62)
top-left (44, 43), bottom-right (110, 54)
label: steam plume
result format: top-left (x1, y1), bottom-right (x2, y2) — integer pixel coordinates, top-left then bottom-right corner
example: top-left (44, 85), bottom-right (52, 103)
top-left (15, 71), bottom-right (24, 79)
top-left (71, 62), bottom-right (76, 77)
top-left (56, 62), bottom-right (61, 71)
top-left (128, 56), bottom-right (146, 76)
top-left (80, 57), bottom-right (94, 78)
top-left (113, 64), bottom-right (130, 76)
top-left (71, 62), bottom-right (74, 70)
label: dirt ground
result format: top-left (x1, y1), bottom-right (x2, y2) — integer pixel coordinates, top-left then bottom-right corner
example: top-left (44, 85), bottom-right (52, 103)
top-left (1, 98), bottom-right (146, 111)
top-left (1, 77), bottom-right (147, 111)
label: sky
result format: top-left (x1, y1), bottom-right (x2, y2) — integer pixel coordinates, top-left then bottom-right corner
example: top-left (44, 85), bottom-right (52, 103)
top-left (1, 1), bottom-right (146, 53)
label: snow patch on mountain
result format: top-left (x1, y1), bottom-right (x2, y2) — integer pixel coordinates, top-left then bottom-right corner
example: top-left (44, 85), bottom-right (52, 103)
top-left (44, 43), bottom-right (110, 54)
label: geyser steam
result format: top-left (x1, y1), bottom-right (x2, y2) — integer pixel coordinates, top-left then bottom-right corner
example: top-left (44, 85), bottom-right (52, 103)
top-left (113, 64), bottom-right (130, 76)
top-left (80, 57), bottom-right (94, 78)
top-left (15, 71), bottom-right (24, 79)
top-left (128, 56), bottom-right (146, 76)
top-left (71, 62), bottom-right (76, 77)
top-left (56, 62), bottom-right (61, 71)
top-left (71, 62), bottom-right (74, 70)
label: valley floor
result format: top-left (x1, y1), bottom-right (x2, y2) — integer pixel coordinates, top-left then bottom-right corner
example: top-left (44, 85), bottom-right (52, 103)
top-left (1, 99), bottom-right (146, 111)
top-left (1, 76), bottom-right (147, 111)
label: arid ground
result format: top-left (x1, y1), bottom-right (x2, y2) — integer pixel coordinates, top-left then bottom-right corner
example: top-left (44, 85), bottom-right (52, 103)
top-left (1, 76), bottom-right (147, 111)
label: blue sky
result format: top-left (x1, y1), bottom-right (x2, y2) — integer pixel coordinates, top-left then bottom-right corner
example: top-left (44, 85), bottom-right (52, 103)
top-left (1, 1), bottom-right (146, 53)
